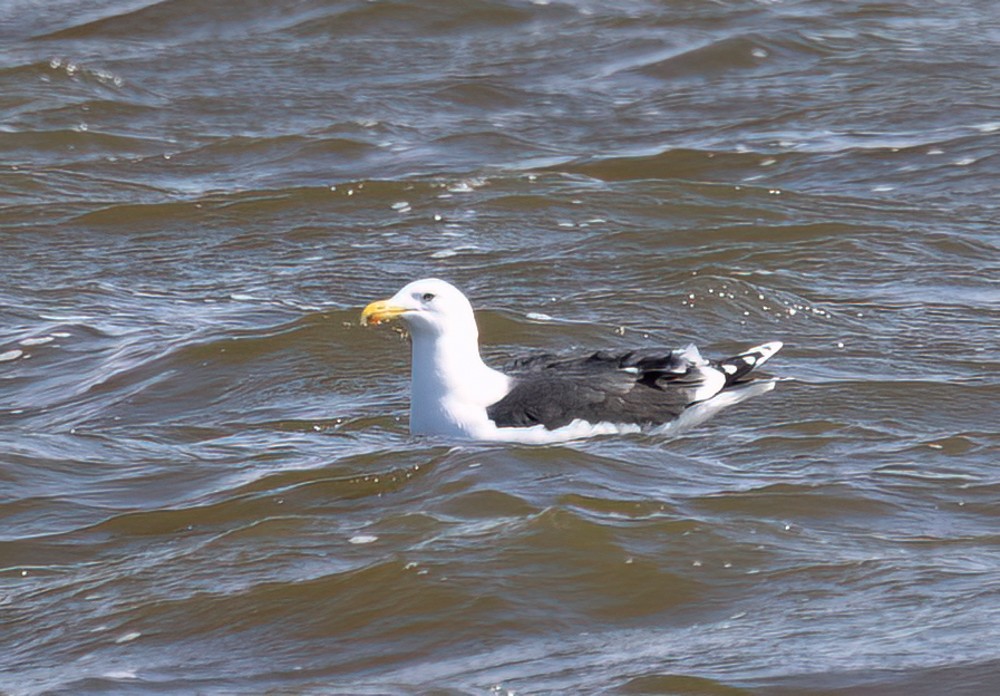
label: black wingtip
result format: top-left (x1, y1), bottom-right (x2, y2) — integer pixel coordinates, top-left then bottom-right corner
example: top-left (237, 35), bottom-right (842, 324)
top-left (717, 341), bottom-right (783, 386)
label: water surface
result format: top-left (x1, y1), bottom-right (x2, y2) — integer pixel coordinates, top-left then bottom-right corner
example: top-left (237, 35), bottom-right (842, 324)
top-left (1, 1), bottom-right (998, 693)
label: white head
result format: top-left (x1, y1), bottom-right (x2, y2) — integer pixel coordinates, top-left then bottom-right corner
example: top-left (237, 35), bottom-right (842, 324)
top-left (362, 278), bottom-right (510, 438)
top-left (361, 278), bottom-right (479, 342)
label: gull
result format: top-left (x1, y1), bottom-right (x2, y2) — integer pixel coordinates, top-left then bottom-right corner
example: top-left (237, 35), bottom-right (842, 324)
top-left (362, 278), bottom-right (782, 444)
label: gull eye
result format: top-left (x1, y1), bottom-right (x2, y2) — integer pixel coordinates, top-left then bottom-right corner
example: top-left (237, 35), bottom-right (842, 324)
top-left (421, 292), bottom-right (435, 302)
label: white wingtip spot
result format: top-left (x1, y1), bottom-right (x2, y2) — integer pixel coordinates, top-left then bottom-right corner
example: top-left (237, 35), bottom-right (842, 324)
top-left (722, 364), bottom-right (738, 375)
top-left (742, 355), bottom-right (757, 365)
top-left (742, 341), bottom-right (783, 367)
top-left (757, 341), bottom-right (783, 357)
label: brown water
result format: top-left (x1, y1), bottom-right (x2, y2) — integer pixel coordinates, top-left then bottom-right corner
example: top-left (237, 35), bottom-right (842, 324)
top-left (2, 1), bottom-right (999, 694)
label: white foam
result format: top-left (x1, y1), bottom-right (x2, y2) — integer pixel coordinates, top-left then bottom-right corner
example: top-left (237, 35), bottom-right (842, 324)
top-left (102, 670), bottom-right (138, 680)
top-left (348, 534), bottom-right (378, 545)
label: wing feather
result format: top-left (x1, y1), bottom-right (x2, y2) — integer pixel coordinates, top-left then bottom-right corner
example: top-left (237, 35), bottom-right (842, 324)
top-left (489, 348), bottom-right (719, 429)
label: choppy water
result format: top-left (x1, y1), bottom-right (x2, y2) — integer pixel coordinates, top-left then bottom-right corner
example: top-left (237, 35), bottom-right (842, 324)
top-left (2, 1), bottom-right (998, 694)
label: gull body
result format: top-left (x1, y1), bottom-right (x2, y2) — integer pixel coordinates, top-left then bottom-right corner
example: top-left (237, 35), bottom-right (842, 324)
top-left (361, 278), bottom-right (782, 444)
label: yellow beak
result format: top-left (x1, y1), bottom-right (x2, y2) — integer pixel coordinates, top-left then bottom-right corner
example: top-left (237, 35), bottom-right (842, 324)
top-left (360, 299), bottom-right (409, 326)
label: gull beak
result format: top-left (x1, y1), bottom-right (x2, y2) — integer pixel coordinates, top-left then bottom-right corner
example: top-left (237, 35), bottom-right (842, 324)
top-left (361, 299), bottom-right (409, 326)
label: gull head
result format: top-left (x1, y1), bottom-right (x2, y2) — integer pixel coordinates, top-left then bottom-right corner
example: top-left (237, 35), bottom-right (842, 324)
top-left (361, 278), bottom-right (478, 340)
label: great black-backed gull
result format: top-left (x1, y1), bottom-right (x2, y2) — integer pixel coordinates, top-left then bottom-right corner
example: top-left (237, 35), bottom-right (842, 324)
top-left (361, 278), bottom-right (782, 444)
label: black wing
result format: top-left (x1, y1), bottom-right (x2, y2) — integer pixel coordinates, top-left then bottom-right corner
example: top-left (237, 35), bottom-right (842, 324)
top-left (487, 348), bottom-right (716, 430)
top-left (487, 342), bottom-right (782, 431)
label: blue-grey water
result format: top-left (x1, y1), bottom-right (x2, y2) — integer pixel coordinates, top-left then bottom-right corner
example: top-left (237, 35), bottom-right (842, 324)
top-left (1, 1), bottom-right (998, 694)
